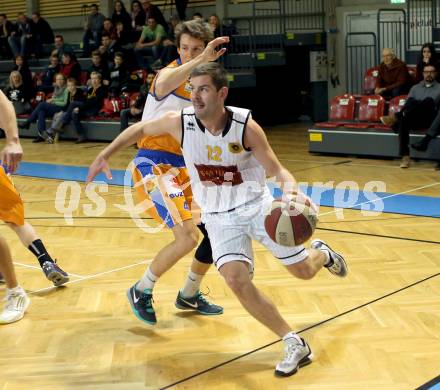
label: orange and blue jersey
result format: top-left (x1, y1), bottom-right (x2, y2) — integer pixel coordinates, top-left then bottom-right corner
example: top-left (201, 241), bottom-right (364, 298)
top-left (133, 59), bottom-right (194, 228)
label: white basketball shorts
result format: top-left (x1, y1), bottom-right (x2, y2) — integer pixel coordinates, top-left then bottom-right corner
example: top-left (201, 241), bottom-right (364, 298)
top-left (202, 192), bottom-right (308, 270)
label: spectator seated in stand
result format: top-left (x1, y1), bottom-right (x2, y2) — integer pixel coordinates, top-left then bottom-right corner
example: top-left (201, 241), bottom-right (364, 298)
top-left (87, 50), bottom-right (110, 86)
top-left (82, 3), bottom-right (105, 57)
top-left (0, 14), bottom-right (13, 59)
top-left (13, 55), bottom-right (33, 91)
top-left (108, 52), bottom-right (131, 95)
top-left (8, 13), bottom-right (34, 58)
top-left (141, 0), bottom-right (168, 34)
top-left (60, 52), bottom-right (82, 84)
top-left (112, 1), bottom-right (132, 33)
top-left (380, 64), bottom-right (440, 168)
top-left (135, 16), bottom-right (166, 70)
top-left (18, 73), bottom-right (68, 143)
top-left (120, 70), bottom-right (155, 132)
top-left (102, 18), bottom-right (116, 39)
top-left (4, 71), bottom-right (32, 115)
top-left (154, 14), bottom-right (180, 68)
top-left (98, 32), bottom-right (117, 66)
top-left (44, 77), bottom-right (85, 143)
top-left (36, 54), bottom-right (61, 93)
top-left (415, 42), bottom-right (440, 83)
top-left (208, 14), bottom-right (223, 38)
top-left (115, 22), bottom-right (134, 58)
top-left (375, 48), bottom-right (411, 99)
top-left (56, 71), bottom-right (107, 143)
top-left (51, 34), bottom-right (74, 60)
top-left (130, 0), bottom-right (146, 42)
top-left (30, 12), bottom-right (54, 58)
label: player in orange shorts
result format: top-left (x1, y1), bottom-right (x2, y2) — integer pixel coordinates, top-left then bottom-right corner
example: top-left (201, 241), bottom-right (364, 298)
top-left (0, 89), bottom-right (30, 324)
top-left (124, 21), bottom-right (229, 324)
top-left (0, 94), bottom-right (69, 288)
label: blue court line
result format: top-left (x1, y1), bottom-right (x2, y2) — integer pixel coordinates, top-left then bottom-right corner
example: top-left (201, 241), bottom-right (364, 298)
top-left (14, 161), bottom-right (440, 218)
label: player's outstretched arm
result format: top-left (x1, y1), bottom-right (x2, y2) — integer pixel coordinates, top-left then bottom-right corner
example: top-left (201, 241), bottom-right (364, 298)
top-left (0, 90), bottom-right (23, 174)
top-left (86, 111), bottom-right (182, 184)
top-left (155, 36), bottom-right (229, 98)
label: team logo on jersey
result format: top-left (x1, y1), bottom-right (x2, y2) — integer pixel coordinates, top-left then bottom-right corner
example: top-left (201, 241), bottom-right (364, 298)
top-left (228, 142), bottom-right (243, 154)
top-left (184, 82), bottom-right (192, 93)
top-left (187, 122), bottom-right (196, 130)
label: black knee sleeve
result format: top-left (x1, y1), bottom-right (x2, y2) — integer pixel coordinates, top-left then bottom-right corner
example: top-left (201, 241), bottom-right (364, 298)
top-left (194, 223), bottom-right (213, 264)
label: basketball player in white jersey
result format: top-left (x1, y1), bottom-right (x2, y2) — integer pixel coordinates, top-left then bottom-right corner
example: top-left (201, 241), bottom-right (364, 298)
top-left (87, 63), bottom-right (348, 377)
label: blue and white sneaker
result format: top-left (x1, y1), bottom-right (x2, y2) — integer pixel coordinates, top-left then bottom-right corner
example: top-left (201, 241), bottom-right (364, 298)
top-left (311, 239), bottom-right (348, 277)
top-left (275, 337), bottom-right (313, 377)
top-left (42, 261), bottom-right (69, 286)
top-left (126, 284), bottom-right (157, 325)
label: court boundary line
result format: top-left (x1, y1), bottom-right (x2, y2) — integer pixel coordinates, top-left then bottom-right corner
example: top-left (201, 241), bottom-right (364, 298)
top-left (27, 259), bottom-right (151, 295)
top-left (14, 261), bottom-right (85, 278)
top-left (160, 271), bottom-right (440, 389)
top-left (316, 227), bottom-right (440, 245)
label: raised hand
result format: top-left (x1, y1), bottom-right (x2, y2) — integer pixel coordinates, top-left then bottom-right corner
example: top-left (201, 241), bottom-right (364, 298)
top-left (201, 36), bottom-right (230, 63)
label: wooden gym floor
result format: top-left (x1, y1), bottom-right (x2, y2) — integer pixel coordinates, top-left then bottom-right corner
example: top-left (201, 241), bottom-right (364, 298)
top-left (1, 124), bottom-right (439, 389)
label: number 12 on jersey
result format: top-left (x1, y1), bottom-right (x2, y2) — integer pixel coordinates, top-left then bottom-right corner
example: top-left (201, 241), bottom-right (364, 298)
top-left (206, 145), bottom-right (222, 162)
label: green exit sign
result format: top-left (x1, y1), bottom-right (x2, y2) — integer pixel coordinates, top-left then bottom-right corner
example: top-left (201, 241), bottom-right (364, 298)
top-left (390, 0), bottom-right (405, 3)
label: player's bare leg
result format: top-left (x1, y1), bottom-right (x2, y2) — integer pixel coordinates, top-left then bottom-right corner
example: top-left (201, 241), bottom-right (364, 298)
top-left (219, 260), bottom-right (313, 377)
top-left (0, 236), bottom-right (30, 324)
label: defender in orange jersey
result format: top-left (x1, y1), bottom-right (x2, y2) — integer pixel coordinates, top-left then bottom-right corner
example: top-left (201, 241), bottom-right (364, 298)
top-left (0, 89), bottom-right (29, 324)
top-left (127, 20), bottom-right (229, 324)
top-left (0, 90), bottom-right (69, 289)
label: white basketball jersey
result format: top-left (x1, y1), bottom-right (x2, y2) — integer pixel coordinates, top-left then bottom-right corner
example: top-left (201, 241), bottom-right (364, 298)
top-left (141, 60), bottom-right (192, 122)
top-left (181, 106), bottom-right (267, 213)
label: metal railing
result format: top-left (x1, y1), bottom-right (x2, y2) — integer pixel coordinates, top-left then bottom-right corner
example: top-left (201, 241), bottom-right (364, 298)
top-left (345, 32), bottom-right (377, 94)
top-left (377, 9), bottom-right (406, 61)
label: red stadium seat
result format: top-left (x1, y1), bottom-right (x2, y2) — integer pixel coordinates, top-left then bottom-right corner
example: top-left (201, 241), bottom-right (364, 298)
top-left (31, 91), bottom-right (46, 108)
top-left (129, 92), bottom-right (140, 107)
top-left (80, 71), bottom-right (88, 86)
top-left (348, 95), bottom-right (385, 129)
top-left (388, 95), bottom-right (407, 116)
top-left (363, 66), bottom-right (379, 95)
top-left (315, 94), bottom-right (356, 128)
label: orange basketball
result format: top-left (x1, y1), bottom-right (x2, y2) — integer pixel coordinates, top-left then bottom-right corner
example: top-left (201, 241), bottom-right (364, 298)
top-left (264, 196), bottom-right (318, 247)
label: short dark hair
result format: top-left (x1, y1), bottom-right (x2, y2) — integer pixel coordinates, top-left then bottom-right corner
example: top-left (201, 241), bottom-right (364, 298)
top-left (91, 4), bottom-right (98, 9)
top-left (190, 62), bottom-right (229, 90)
top-left (32, 12), bottom-right (40, 17)
top-left (423, 63), bottom-right (437, 71)
top-left (101, 32), bottom-right (111, 39)
top-left (67, 77), bottom-right (77, 85)
top-left (114, 51), bottom-right (124, 59)
top-left (55, 34), bottom-right (63, 40)
top-left (91, 50), bottom-right (101, 57)
top-left (0, 14), bottom-right (7, 18)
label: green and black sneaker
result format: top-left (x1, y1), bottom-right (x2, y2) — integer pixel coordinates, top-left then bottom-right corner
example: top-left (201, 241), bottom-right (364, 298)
top-left (175, 290), bottom-right (223, 315)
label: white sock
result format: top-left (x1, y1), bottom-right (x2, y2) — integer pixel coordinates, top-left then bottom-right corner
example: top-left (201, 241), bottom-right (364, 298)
top-left (283, 331), bottom-right (302, 345)
top-left (7, 285), bottom-right (25, 295)
top-left (137, 268), bottom-right (158, 292)
top-left (321, 249), bottom-right (331, 265)
top-left (180, 271), bottom-right (203, 298)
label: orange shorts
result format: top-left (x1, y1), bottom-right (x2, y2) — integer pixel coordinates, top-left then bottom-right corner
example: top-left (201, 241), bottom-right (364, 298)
top-left (132, 150), bottom-right (194, 228)
top-left (0, 166), bottom-right (24, 226)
